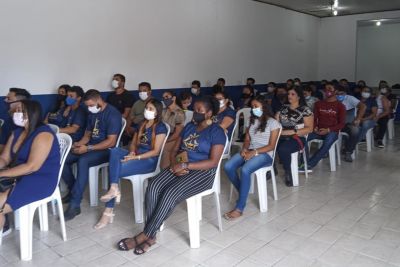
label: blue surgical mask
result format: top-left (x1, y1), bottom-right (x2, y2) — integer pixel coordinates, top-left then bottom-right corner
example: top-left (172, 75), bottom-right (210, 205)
top-left (65, 96), bottom-right (77, 106)
top-left (252, 107), bottom-right (263, 117)
top-left (336, 95), bottom-right (345, 102)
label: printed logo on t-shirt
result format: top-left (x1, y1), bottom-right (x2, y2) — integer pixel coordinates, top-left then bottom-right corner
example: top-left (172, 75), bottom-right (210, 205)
top-left (140, 131), bottom-right (148, 145)
top-left (319, 108), bottom-right (337, 116)
top-left (92, 118), bottom-right (100, 138)
top-left (183, 133), bottom-right (200, 151)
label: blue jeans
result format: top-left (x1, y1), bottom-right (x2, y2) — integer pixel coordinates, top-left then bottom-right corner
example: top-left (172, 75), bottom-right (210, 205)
top-left (307, 132), bottom-right (338, 169)
top-left (106, 147), bottom-right (157, 208)
top-left (62, 150), bottom-right (110, 208)
top-left (342, 123), bottom-right (360, 153)
top-left (224, 152), bottom-right (273, 211)
top-left (358, 119), bottom-right (376, 142)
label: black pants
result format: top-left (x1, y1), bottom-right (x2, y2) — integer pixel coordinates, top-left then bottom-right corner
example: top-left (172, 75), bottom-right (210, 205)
top-left (342, 123), bottom-right (360, 153)
top-left (376, 117), bottom-right (389, 141)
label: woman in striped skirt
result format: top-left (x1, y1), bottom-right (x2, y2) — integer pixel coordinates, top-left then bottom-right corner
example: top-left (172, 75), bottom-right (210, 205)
top-left (117, 96), bottom-right (226, 255)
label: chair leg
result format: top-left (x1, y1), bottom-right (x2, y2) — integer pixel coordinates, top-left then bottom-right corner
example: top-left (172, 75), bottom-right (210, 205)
top-left (229, 184), bottom-right (234, 202)
top-left (291, 152), bottom-right (299, 187)
top-left (186, 197), bottom-right (200, 248)
top-left (271, 170), bottom-right (278, 201)
top-left (55, 190), bottom-right (67, 241)
top-left (132, 179), bottom-right (144, 224)
top-left (335, 140), bottom-right (341, 166)
top-left (329, 144), bottom-right (337, 172)
top-left (196, 195), bottom-right (202, 221)
top-left (302, 150), bottom-right (309, 179)
top-left (366, 129), bottom-right (372, 152)
top-left (255, 171), bottom-right (268, 212)
top-left (38, 204), bottom-right (49, 232)
top-left (51, 199), bottom-right (57, 216)
top-left (14, 210), bottom-right (20, 230)
top-left (88, 167), bottom-right (99, 207)
top-left (102, 167), bottom-right (108, 191)
top-left (19, 206), bottom-right (34, 261)
top-left (214, 192), bottom-right (222, 232)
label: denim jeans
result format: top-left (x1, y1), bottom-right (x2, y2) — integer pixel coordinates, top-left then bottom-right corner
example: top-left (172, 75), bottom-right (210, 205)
top-left (342, 123), bottom-right (360, 153)
top-left (277, 137), bottom-right (305, 172)
top-left (358, 119), bottom-right (376, 142)
top-left (62, 150), bottom-right (110, 208)
top-left (307, 132), bottom-right (338, 169)
top-left (224, 152), bottom-right (273, 211)
top-left (106, 147), bottom-right (157, 208)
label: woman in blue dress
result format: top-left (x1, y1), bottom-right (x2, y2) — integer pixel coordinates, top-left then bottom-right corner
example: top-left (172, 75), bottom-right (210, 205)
top-left (0, 100), bottom-right (60, 233)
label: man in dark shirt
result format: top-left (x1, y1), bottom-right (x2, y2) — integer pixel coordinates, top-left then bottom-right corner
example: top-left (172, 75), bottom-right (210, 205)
top-left (62, 89), bottom-right (122, 221)
top-left (106, 73), bottom-right (135, 119)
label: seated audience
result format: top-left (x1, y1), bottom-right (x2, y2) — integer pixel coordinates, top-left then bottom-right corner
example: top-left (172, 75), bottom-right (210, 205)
top-left (276, 87), bottom-right (313, 186)
top-left (309, 82), bottom-right (324, 100)
top-left (354, 80), bottom-right (366, 99)
top-left (107, 74), bottom-right (135, 119)
top-left (46, 84), bottom-right (71, 125)
top-left (271, 86), bottom-right (288, 114)
top-left (178, 91), bottom-right (192, 111)
top-left (125, 82), bottom-right (152, 138)
top-left (303, 85), bottom-right (319, 110)
top-left (62, 89), bottom-right (122, 220)
top-left (160, 91), bottom-right (185, 169)
top-left (303, 83), bottom-right (346, 172)
top-left (217, 77), bottom-right (226, 90)
top-left (116, 96), bottom-right (225, 255)
top-left (375, 86), bottom-right (391, 148)
top-left (336, 86), bottom-right (366, 162)
top-left (224, 95), bottom-right (280, 219)
top-left (286, 79), bottom-right (294, 89)
top-left (294, 78), bottom-right (301, 87)
top-left (263, 82), bottom-right (276, 104)
top-left (237, 85), bottom-right (254, 110)
top-left (95, 99), bottom-right (167, 229)
top-left (189, 80), bottom-right (202, 109)
top-left (0, 100), bottom-right (60, 237)
top-left (247, 77), bottom-right (257, 94)
top-left (213, 91), bottom-right (236, 140)
top-left (358, 87), bottom-right (377, 142)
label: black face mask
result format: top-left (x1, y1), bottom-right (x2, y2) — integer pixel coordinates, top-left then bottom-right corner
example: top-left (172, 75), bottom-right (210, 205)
top-left (241, 93), bottom-right (251, 99)
top-left (57, 94), bottom-right (67, 102)
top-left (193, 112), bottom-right (206, 124)
top-left (163, 98), bottom-right (173, 107)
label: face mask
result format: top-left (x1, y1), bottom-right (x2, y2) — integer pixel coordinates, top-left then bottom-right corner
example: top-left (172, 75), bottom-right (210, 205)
top-left (252, 107), bottom-right (263, 117)
top-left (13, 112), bottom-right (27, 127)
top-left (191, 87), bottom-right (198, 95)
top-left (336, 95), bottom-right (345, 102)
top-left (57, 94), bottom-right (66, 102)
top-left (380, 88), bottom-right (388, 94)
top-left (361, 92), bottom-right (371, 99)
top-left (219, 99), bottom-right (225, 108)
top-left (111, 80), bottom-right (119, 89)
top-left (139, 92), bottom-right (148, 101)
top-left (88, 105), bottom-right (101, 114)
top-left (65, 96), bottom-right (77, 106)
top-left (267, 87), bottom-right (275, 93)
top-left (144, 108), bottom-right (156, 120)
top-left (294, 82), bottom-right (300, 86)
top-left (325, 91), bottom-right (334, 98)
top-left (192, 112), bottom-right (206, 124)
top-left (163, 98), bottom-right (173, 107)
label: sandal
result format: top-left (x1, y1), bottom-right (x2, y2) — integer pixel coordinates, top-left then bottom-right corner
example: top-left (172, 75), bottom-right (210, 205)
top-left (117, 236), bottom-right (139, 251)
top-left (133, 239), bottom-right (155, 255)
top-left (223, 209), bottom-right (243, 221)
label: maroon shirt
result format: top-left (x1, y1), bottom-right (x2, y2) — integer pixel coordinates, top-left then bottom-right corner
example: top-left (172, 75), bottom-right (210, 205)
top-left (313, 100), bottom-right (346, 133)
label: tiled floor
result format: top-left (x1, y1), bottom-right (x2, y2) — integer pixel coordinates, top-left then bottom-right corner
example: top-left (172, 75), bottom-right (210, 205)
top-left (1, 131), bottom-right (400, 267)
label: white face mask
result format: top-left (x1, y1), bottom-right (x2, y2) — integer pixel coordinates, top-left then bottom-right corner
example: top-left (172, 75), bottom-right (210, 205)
top-left (362, 92), bottom-right (371, 99)
top-left (139, 92), bottom-right (148, 101)
top-left (111, 79), bottom-right (119, 89)
top-left (88, 105), bottom-right (101, 114)
top-left (294, 82), bottom-right (300, 86)
top-left (191, 87), bottom-right (198, 95)
top-left (144, 108), bottom-right (156, 120)
top-left (267, 86), bottom-right (275, 93)
top-left (219, 99), bottom-right (225, 108)
top-left (13, 112), bottom-right (27, 127)
top-left (380, 88), bottom-right (388, 94)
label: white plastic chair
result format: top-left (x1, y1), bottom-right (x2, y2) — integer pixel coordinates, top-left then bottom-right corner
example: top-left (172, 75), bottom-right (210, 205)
top-left (232, 108), bottom-right (251, 149)
top-left (47, 123), bottom-right (60, 134)
top-left (221, 122), bottom-right (237, 161)
top-left (5, 133), bottom-right (72, 261)
top-left (308, 138), bottom-right (339, 171)
top-left (0, 118), bottom-right (4, 127)
top-left (229, 128), bottom-right (282, 212)
top-left (184, 110), bottom-right (193, 126)
top-left (185, 135), bottom-right (228, 248)
top-left (88, 118), bottom-right (126, 206)
top-left (388, 118), bottom-right (395, 140)
top-left (291, 148), bottom-right (309, 187)
top-left (121, 124), bottom-right (170, 223)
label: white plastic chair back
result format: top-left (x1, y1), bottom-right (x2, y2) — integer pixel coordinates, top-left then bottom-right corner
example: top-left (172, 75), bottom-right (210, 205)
top-left (0, 119), bottom-right (4, 128)
top-left (222, 121), bottom-right (237, 159)
top-left (184, 110), bottom-right (193, 126)
top-left (116, 118), bottom-right (127, 146)
top-left (154, 123), bottom-right (170, 174)
top-left (48, 123), bottom-right (60, 134)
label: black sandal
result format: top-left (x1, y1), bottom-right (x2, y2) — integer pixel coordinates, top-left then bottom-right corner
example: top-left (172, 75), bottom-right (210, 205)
top-left (117, 236), bottom-right (139, 251)
top-left (133, 239), bottom-right (154, 255)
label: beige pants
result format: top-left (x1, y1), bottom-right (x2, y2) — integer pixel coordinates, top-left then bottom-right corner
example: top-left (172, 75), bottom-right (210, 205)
top-left (160, 141), bottom-right (176, 169)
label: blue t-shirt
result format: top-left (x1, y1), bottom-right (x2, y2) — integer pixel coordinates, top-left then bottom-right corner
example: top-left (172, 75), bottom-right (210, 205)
top-left (66, 106), bottom-right (87, 142)
top-left (47, 108), bottom-right (66, 127)
top-left (362, 97), bottom-right (378, 118)
top-left (213, 107), bottom-right (236, 140)
top-left (86, 104), bottom-right (122, 145)
top-left (0, 115), bottom-right (17, 145)
top-left (180, 122), bottom-right (226, 163)
top-left (137, 122), bottom-right (168, 154)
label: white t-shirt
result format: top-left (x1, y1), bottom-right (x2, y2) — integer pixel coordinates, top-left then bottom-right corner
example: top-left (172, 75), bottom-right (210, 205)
top-left (248, 118), bottom-right (281, 156)
top-left (342, 95), bottom-right (360, 123)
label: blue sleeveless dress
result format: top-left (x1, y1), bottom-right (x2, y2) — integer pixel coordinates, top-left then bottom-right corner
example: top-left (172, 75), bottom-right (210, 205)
top-left (6, 125), bottom-right (60, 210)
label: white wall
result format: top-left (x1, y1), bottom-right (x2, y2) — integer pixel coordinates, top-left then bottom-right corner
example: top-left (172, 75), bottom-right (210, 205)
top-left (317, 10), bottom-right (400, 81)
top-left (0, 0), bottom-right (320, 95)
top-left (356, 22), bottom-right (400, 86)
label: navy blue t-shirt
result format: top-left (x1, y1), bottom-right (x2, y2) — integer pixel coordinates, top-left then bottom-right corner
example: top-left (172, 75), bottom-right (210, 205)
top-left (213, 107), bottom-right (236, 140)
top-left (66, 106), bottom-right (87, 142)
top-left (47, 108), bottom-right (66, 127)
top-left (180, 122), bottom-right (226, 163)
top-left (137, 122), bottom-right (168, 155)
top-left (86, 104), bottom-right (122, 145)
top-left (362, 97), bottom-right (378, 118)
top-left (0, 115), bottom-right (17, 145)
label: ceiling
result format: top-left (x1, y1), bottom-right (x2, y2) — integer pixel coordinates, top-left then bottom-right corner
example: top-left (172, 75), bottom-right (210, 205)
top-left (254, 0), bottom-right (400, 17)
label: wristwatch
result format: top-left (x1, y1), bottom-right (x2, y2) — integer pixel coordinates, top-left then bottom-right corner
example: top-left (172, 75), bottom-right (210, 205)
top-left (254, 149), bottom-right (259, 156)
top-left (87, 145), bottom-right (94, 152)
top-left (181, 162), bottom-right (188, 170)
